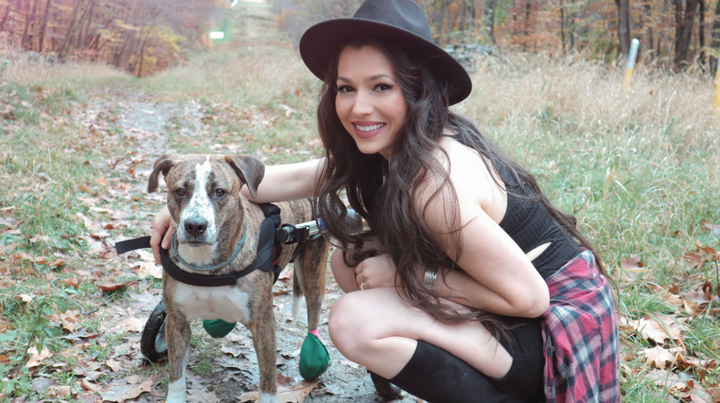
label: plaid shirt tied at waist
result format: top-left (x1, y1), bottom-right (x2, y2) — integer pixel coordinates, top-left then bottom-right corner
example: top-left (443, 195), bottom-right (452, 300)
top-left (542, 250), bottom-right (620, 403)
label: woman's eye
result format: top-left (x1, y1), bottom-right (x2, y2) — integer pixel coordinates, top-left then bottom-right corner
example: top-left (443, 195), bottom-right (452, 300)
top-left (215, 189), bottom-right (226, 198)
top-left (337, 85), bottom-right (354, 94)
top-left (375, 83), bottom-right (392, 92)
top-left (175, 188), bottom-right (185, 197)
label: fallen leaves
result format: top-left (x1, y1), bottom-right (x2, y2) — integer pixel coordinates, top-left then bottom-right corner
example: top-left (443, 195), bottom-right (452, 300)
top-left (100, 376), bottom-right (153, 402)
top-left (26, 346), bottom-right (53, 368)
top-left (621, 314), bottom-right (686, 345)
top-left (238, 375), bottom-right (321, 403)
top-left (619, 245), bottom-right (720, 402)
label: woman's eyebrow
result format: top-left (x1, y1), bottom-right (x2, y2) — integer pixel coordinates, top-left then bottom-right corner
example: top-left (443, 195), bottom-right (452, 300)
top-left (336, 74), bottom-right (396, 83)
top-left (367, 74), bottom-right (396, 82)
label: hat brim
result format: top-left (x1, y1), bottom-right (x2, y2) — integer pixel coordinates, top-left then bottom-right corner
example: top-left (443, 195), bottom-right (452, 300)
top-left (299, 18), bottom-right (471, 105)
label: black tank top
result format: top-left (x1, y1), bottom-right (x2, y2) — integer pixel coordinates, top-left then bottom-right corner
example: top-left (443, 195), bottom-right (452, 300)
top-left (496, 164), bottom-right (581, 279)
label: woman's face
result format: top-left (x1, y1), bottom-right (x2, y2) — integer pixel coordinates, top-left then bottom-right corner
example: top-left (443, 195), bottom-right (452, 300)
top-left (335, 45), bottom-right (407, 159)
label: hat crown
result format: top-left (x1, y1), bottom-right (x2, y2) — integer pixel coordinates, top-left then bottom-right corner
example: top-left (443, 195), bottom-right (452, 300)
top-left (353, 0), bottom-right (433, 42)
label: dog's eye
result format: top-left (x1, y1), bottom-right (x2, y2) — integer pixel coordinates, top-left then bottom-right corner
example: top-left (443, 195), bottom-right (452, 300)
top-left (175, 188), bottom-right (186, 197)
top-left (215, 189), bottom-right (226, 198)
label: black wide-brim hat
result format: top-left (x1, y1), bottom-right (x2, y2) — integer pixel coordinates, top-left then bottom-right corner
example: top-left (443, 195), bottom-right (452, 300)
top-left (299, 0), bottom-right (472, 105)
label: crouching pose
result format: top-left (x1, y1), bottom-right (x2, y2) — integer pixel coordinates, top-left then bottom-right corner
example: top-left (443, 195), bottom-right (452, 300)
top-left (152, 0), bottom-right (620, 401)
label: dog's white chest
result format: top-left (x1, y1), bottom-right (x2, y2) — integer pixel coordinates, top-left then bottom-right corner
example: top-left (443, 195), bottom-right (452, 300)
top-left (174, 283), bottom-right (251, 323)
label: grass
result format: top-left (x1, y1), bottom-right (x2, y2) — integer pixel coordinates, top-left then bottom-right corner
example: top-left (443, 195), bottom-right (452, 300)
top-left (1, 0), bottom-right (720, 401)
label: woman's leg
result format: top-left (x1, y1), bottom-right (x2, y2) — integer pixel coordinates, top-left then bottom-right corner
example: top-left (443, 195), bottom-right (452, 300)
top-left (328, 287), bottom-right (513, 379)
top-left (387, 339), bottom-right (527, 403)
top-left (330, 248), bottom-right (512, 378)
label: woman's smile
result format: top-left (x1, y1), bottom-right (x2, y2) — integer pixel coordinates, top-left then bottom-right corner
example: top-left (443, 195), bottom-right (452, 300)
top-left (352, 121), bottom-right (386, 138)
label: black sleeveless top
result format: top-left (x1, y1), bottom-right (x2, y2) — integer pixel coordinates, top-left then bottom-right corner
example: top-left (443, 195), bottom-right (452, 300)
top-left (496, 164), bottom-right (581, 279)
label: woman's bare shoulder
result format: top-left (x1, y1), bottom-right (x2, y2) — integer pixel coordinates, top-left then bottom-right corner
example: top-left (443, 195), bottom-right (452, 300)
top-left (416, 136), bottom-right (507, 225)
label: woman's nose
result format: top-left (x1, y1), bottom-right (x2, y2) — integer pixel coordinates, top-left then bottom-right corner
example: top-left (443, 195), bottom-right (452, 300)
top-left (351, 92), bottom-right (373, 116)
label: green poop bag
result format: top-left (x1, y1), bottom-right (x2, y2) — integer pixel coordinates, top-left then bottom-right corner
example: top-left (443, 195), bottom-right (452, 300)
top-left (202, 319), bottom-right (236, 339)
top-left (299, 332), bottom-right (330, 380)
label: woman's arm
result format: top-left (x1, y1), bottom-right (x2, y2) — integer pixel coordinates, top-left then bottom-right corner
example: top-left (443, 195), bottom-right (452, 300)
top-left (428, 209), bottom-right (550, 318)
top-left (241, 158), bottom-right (326, 203)
top-left (416, 141), bottom-right (550, 318)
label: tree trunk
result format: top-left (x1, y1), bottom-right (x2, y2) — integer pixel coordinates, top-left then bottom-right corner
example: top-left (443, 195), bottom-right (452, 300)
top-left (0, 0), bottom-right (17, 31)
top-left (641, 1), bottom-right (655, 58)
top-left (38, 0), bottom-right (52, 53)
top-left (698, 0), bottom-right (705, 66)
top-left (459, 0), bottom-right (467, 32)
top-left (21, 0), bottom-right (40, 50)
top-left (568, 0), bottom-right (576, 50)
top-left (524, 0), bottom-right (531, 51)
top-left (673, 0), bottom-right (700, 70)
top-left (560, 0), bottom-right (566, 54)
top-left (615, 0), bottom-right (631, 57)
top-left (711, 0), bottom-right (720, 72)
top-left (58, 0), bottom-right (82, 60)
top-left (483, 0), bottom-right (497, 44)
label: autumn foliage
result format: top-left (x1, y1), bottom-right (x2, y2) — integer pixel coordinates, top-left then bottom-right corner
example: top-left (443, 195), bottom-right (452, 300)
top-left (0, 0), bottom-right (221, 77)
top-left (277, 0), bottom-right (719, 70)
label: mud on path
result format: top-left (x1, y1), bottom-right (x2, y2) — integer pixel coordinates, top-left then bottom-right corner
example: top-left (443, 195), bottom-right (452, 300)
top-left (78, 89), bottom-right (420, 403)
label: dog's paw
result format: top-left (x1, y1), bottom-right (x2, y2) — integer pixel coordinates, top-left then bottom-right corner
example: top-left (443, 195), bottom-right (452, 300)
top-left (166, 378), bottom-right (187, 403)
top-left (258, 392), bottom-right (278, 403)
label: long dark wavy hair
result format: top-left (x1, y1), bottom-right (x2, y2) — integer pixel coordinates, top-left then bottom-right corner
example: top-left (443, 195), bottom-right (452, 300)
top-left (314, 38), bottom-right (608, 336)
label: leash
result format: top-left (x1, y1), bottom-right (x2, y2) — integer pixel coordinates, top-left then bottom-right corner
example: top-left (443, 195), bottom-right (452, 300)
top-left (115, 203), bottom-right (306, 287)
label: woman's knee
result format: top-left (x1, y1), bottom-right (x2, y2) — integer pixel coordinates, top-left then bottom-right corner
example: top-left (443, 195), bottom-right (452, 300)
top-left (328, 292), bottom-right (370, 352)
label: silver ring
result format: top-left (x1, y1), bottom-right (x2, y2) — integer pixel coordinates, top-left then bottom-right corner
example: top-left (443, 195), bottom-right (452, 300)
top-left (360, 282), bottom-right (365, 290)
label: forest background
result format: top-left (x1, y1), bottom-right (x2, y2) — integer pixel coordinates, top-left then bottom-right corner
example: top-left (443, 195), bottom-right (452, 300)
top-left (0, 0), bottom-right (717, 76)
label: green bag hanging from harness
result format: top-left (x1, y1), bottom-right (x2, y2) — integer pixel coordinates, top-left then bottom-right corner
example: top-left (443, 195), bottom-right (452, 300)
top-left (299, 332), bottom-right (330, 380)
top-left (203, 319), bottom-right (236, 339)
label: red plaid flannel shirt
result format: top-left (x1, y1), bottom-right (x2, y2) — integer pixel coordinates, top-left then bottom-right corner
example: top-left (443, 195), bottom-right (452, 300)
top-left (542, 250), bottom-right (620, 402)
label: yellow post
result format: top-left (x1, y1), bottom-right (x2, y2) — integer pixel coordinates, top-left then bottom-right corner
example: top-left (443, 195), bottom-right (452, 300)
top-left (713, 45), bottom-right (720, 118)
top-left (623, 39), bottom-right (639, 95)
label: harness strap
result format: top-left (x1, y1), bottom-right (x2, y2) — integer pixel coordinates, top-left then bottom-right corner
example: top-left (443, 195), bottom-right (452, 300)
top-left (114, 203), bottom-right (285, 287)
top-left (115, 236), bottom-right (152, 255)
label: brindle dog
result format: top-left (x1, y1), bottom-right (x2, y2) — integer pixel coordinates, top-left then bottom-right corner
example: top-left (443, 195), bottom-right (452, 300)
top-left (148, 154), bottom-right (329, 403)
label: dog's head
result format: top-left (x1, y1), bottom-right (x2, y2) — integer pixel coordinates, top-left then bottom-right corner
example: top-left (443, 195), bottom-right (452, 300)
top-left (148, 154), bottom-right (264, 250)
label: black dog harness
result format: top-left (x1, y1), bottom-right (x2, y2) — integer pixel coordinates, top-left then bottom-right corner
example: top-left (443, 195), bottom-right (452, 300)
top-left (116, 203), bottom-right (297, 287)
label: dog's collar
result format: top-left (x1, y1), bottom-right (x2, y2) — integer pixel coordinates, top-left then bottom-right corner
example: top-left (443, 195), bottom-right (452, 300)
top-left (170, 223), bottom-right (248, 272)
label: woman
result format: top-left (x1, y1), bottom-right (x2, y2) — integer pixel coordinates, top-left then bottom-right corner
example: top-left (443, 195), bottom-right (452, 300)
top-left (151, 0), bottom-right (620, 401)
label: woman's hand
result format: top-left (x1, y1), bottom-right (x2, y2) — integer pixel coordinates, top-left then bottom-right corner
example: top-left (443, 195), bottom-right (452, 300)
top-left (150, 205), bottom-right (174, 264)
top-left (353, 253), bottom-right (397, 290)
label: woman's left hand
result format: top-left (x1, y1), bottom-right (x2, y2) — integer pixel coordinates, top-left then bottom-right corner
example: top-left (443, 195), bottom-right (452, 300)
top-left (354, 253), bottom-right (397, 290)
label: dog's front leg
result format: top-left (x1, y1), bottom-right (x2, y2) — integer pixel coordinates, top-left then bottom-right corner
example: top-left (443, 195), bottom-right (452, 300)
top-left (248, 303), bottom-right (278, 403)
top-left (165, 310), bottom-right (192, 403)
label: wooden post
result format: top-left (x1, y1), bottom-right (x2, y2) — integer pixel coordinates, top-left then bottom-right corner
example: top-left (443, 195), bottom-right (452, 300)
top-left (623, 38), bottom-right (639, 94)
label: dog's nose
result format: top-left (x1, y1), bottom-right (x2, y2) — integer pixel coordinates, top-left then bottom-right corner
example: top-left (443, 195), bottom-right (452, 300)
top-left (184, 218), bottom-right (208, 237)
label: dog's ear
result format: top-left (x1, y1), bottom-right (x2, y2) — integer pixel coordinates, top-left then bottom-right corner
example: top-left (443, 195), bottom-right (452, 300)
top-left (148, 154), bottom-right (176, 193)
top-left (225, 155), bottom-right (265, 199)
